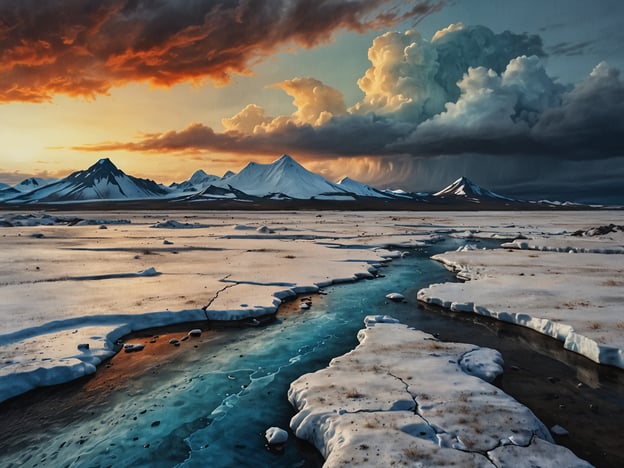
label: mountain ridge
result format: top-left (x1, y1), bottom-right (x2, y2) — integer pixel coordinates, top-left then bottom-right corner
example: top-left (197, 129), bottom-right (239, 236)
top-left (0, 155), bottom-right (600, 209)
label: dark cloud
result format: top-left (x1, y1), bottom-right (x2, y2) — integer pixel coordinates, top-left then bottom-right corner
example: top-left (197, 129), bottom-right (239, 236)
top-left (72, 115), bottom-right (413, 157)
top-left (0, 0), bottom-right (444, 102)
top-left (547, 40), bottom-right (596, 57)
top-left (75, 58), bottom-right (624, 162)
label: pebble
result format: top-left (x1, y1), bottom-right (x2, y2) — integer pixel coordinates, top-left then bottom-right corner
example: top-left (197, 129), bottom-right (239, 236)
top-left (265, 427), bottom-right (288, 445)
top-left (551, 424), bottom-right (569, 436)
top-left (169, 338), bottom-right (180, 346)
top-left (188, 329), bottom-right (202, 337)
top-left (385, 292), bottom-right (405, 302)
top-left (124, 343), bottom-right (145, 353)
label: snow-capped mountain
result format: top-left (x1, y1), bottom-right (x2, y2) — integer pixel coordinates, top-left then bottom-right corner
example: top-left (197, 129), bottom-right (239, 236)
top-left (13, 177), bottom-right (56, 192)
top-left (6, 158), bottom-right (170, 203)
top-left (0, 177), bottom-right (58, 200)
top-left (432, 176), bottom-right (514, 203)
top-left (336, 177), bottom-right (393, 198)
top-left (0, 186), bottom-right (20, 201)
top-left (170, 169), bottom-right (221, 193)
top-left (211, 154), bottom-right (354, 199)
top-left (0, 155), bottom-right (571, 208)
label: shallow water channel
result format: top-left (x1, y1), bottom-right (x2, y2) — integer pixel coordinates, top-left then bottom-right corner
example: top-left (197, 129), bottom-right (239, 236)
top-left (1, 239), bottom-right (623, 467)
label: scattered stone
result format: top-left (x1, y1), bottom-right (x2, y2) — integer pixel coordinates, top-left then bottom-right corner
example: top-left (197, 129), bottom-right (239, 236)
top-left (31, 233), bottom-right (45, 238)
top-left (124, 343), bottom-right (145, 353)
top-left (137, 267), bottom-right (159, 276)
top-left (77, 343), bottom-right (90, 351)
top-left (169, 338), bottom-right (180, 346)
top-left (265, 427), bottom-right (288, 445)
top-left (551, 424), bottom-right (569, 436)
top-left (385, 292), bottom-right (405, 302)
top-left (188, 329), bottom-right (202, 337)
top-left (300, 302), bottom-right (311, 310)
top-left (163, 239), bottom-right (174, 245)
top-left (256, 226), bottom-right (274, 234)
top-left (180, 335), bottom-right (189, 342)
top-left (99, 225), bottom-right (108, 230)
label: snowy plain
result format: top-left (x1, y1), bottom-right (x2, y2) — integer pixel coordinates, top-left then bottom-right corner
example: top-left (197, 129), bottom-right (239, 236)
top-left (0, 209), bottom-right (622, 466)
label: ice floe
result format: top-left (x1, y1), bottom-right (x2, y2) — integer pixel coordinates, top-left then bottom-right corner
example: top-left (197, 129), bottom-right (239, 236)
top-left (289, 317), bottom-right (591, 467)
top-left (418, 228), bottom-right (624, 368)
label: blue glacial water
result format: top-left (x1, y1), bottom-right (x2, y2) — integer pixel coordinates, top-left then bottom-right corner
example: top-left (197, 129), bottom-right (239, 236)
top-left (2, 240), bottom-right (463, 468)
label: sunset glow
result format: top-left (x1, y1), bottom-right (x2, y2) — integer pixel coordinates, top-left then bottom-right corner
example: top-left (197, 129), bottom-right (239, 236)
top-left (1, 0), bottom-right (622, 202)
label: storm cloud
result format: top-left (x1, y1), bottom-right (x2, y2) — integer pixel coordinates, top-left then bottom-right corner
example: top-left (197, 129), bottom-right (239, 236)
top-left (76, 25), bottom-right (624, 162)
top-left (0, 0), bottom-right (444, 102)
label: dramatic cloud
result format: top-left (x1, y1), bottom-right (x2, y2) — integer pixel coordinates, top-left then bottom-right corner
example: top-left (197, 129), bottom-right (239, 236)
top-left (271, 77), bottom-right (347, 126)
top-left (0, 0), bottom-right (444, 102)
top-left (349, 24), bottom-right (545, 122)
top-left (221, 104), bottom-right (273, 135)
top-left (74, 24), bottom-right (624, 176)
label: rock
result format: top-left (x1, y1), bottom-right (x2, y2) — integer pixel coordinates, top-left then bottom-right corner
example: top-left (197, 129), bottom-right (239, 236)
top-left (151, 421), bottom-right (160, 427)
top-left (163, 239), bottom-right (173, 245)
top-left (99, 225), bottom-right (108, 230)
top-left (169, 338), bottom-right (180, 346)
top-left (551, 424), bottom-right (569, 436)
top-left (188, 329), bottom-right (202, 337)
top-left (31, 233), bottom-right (45, 239)
top-left (77, 343), bottom-right (90, 351)
top-left (256, 226), bottom-right (274, 234)
top-left (137, 267), bottom-right (159, 276)
top-left (124, 343), bottom-right (145, 353)
top-left (265, 427), bottom-right (288, 445)
top-left (385, 292), bottom-right (405, 302)
top-left (300, 302), bottom-right (310, 310)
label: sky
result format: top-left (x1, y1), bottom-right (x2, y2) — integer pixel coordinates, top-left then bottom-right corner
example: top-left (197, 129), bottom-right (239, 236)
top-left (0, 0), bottom-right (623, 203)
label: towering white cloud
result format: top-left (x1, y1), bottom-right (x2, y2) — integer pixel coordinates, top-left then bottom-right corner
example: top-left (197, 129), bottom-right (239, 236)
top-left (412, 55), bottom-right (565, 143)
top-left (272, 77), bottom-right (347, 126)
top-left (349, 30), bottom-right (446, 121)
top-left (222, 104), bottom-right (273, 134)
top-left (349, 25), bottom-right (546, 123)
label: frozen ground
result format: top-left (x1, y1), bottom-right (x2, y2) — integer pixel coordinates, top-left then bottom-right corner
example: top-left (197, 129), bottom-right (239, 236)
top-left (0, 210), bottom-right (436, 402)
top-left (0, 209), bottom-right (621, 465)
top-left (289, 316), bottom-right (591, 467)
top-left (418, 217), bottom-right (624, 368)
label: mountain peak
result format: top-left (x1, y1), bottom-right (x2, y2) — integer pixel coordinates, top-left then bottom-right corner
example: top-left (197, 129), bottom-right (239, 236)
top-left (433, 176), bottom-right (513, 202)
top-left (273, 154), bottom-right (299, 168)
top-left (96, 157), bottom-right (114, 166)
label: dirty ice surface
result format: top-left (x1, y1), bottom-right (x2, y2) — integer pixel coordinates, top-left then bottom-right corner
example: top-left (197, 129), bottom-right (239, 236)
top-left (419, 218), bottom-right (624, 368)
top-left (0, 210), bottom-right (436, 402)
top-left (289, 317), bottom-right (591, 467)
top-left (1, 210), bottom-right (622, 401)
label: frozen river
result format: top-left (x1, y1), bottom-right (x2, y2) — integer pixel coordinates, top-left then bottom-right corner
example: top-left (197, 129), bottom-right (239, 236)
top-left (1, 210), bottom-right (622, 467)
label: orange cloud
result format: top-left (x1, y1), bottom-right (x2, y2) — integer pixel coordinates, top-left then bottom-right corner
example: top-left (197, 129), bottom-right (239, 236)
top-left (0, 0), bottom-right (444, 103)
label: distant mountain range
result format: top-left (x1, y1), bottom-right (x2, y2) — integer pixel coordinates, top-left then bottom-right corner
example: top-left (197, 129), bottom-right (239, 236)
top-left (0, 155), bottom-right (599, 209)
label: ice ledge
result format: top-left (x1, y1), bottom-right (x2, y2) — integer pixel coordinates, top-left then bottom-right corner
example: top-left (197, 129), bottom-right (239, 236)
top-left (288, 318), bottom-right (591, 467)
top-left (418, 290), bottom-right (624, 369)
